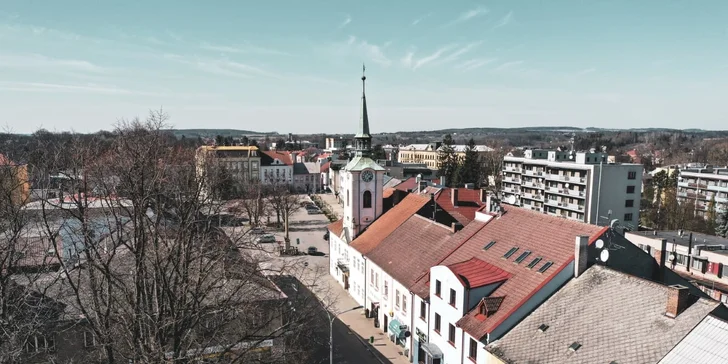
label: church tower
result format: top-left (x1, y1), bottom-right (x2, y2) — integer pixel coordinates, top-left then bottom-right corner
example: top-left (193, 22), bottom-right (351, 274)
top-left (342, 66), bottom-right (386, 238)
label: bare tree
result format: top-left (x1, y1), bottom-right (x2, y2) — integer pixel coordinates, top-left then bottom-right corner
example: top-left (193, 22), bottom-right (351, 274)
top-left (8, 111), bottom-right (336, 364)
top-left (265, 184), bottom-right (301, 241)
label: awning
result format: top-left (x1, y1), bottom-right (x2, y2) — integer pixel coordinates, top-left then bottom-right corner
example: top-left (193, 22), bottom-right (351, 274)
top-left (388, 319), bottom-right (403, 338)
top-left (421, 342), bottom-right (443, 358)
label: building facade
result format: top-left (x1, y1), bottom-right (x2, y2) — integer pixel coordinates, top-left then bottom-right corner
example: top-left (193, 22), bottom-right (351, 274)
top-left (0, 153), bottom-right (30, 206)
top-left (196, 146), bottom-right (261, 181)
top-left (676, 165), bottom-right (728, 217)
top-left (260, 150), bottom-right (294, 186)
top-left (501, 149), bottom-right (643, 226)
top-left (397, 143), bottom-right (494, 171)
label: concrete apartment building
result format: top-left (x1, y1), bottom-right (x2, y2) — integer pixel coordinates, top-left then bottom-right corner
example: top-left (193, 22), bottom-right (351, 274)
top-left (398, 143), bottom-right (494, 171)
top-left (501, 149), bottom-right (643, 226)
top-left (626, 230), bottom-right (728, 304)
top-left (676, 165), bottom-right (728, 217)
top-left (196, 145), bottom-right (261, 181)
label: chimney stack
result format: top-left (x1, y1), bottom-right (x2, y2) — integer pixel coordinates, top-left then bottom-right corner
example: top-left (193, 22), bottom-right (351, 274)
top-left (574, 235), bottom-right (589, 278)
top-left (479, 189), bottom-right (485, 203)
top-left (658, 239), bottom-right (667, 283)
top-left (451, 188), bottom-right (459, 207)
top-left (665, 285), bottom-right (690, 318)
top-left (430, 193), bottom-right (437, 221)
top-left (451, 222), bottom-right (463, 233)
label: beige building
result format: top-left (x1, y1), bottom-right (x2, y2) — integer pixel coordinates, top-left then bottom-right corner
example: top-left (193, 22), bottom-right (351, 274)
top-left (397, 143), bottom-right (494, 170)
top-left (676, 165), bottom-right (728, 217)
top-left (196, 146), bottom-right (261, 181)
top-left (501, 149), bottom-right (643, 226)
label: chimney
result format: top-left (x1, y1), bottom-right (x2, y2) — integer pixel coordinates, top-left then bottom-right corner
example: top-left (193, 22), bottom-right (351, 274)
top-left (430, 193), bottom-right (437, 221)
top-left (440, 176), bottom-right (446, 188)
top-left (451, 188), bottom-right (459, 207)
top-left (574, 235), bottom-right (589, 278)
top-left (658, 239), bottom-right (667, 283)
top-left (451, 222), bottom-right (463, 233)
top-left (479, 189), bottom-right (486, 203)
top-left (687, 232), bottom-right (693, 272)
top-left (665, 285), bottom-right (690, 318)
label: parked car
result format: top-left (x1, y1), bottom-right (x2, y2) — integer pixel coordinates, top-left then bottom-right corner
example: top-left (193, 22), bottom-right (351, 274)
top-left (323, 231), bottom-right (330, 240)
top-left (307, 246), bottom-right (318, 255)
top-left (256, 234), bottom-right (276, 243)
top-left (250, 227), bottom-right (265, 235)
top-left (307, 208), bottom-right (323, 215)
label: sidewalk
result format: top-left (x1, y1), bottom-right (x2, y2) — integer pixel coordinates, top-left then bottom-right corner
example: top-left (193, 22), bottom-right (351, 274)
top-left (321, 274), bottom-right (411, 364)
top-left (316, 193), bottom-right (344, 219)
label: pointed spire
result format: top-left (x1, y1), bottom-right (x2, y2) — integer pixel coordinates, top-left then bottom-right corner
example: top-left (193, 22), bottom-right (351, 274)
top-left (355, 64), bottom-right (372, 156)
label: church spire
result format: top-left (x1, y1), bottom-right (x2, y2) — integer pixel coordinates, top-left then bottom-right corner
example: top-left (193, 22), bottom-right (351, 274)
top-left (355, 64), bottom-right (372, 156)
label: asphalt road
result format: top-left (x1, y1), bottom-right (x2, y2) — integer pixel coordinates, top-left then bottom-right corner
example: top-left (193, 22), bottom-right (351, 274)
top-left (275, 275), bottom-right (392, 364)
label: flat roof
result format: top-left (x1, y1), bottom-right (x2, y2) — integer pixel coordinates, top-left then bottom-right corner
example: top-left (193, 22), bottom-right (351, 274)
top-left (628, 230), bottom-right (728, 251)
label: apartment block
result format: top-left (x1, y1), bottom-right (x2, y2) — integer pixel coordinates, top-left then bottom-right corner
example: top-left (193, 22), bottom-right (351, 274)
top-left (501, 149), bottom-right (643, 226)
top-left (676, 165), bottom-right (728, 217)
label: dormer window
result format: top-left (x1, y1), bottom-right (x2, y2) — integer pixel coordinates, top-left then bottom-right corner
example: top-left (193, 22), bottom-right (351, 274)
top-left (476, 296), bottom-right (505, 318)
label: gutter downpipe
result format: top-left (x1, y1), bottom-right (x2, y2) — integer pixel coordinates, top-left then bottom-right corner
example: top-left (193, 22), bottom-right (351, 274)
top-left (596, 161), bottom-right (603, 225)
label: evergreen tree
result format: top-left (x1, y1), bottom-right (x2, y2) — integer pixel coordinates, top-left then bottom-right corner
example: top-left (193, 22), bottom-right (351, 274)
top-left (437, 134), bottom-right (458, 187)
top-left (372, 144), bottom-right (386, 161)
top-left (717, 209), bottom-right (728, 238)
top-left (707, 196), bottom-right (717, 234)
top-left (454, 138), bottom-right (481, 187)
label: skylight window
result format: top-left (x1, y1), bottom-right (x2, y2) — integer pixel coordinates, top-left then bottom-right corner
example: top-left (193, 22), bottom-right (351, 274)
top-left (537, 261), bottom-right (554, 273)
top-left (568, 342), bottom-right (582, 352)
top-left (527, 257), bottom-right (543, 269)
top-left (483, 241), bottom-right (496, 250)
top-left (515, 251), bottom-right (532, 264)
top-left (538, 324), bottom-right (549, 332)
top-left (503, 247), bottom-right (519, 259)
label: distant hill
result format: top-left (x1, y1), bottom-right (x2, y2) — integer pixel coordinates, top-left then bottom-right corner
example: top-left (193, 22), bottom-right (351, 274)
top-left (165, 129), bottom-right (279, 139)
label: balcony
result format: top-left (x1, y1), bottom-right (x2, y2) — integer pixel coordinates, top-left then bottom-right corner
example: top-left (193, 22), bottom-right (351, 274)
top-left (522, 192), bottom-right (544, 201)
top-left (503, 186), bottom-right (520, 194)
top-left (546, 186), bottom-right (586, 198)
top-left (706, 184), bottom-right (728, 193)
top-left (523, 169), bottom-right (545, 177)
top-left (503, 166), bottom-right (522, 173)
top-left (503, 176), bottom-right (521, 184)
top-left (546, 174), bottom-right (586, 184)
top-left (523, 180), bottom-right (544, 189)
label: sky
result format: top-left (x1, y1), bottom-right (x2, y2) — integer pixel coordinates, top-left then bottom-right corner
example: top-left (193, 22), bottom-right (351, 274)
top-left (1, 0), bottom-right (727, 134)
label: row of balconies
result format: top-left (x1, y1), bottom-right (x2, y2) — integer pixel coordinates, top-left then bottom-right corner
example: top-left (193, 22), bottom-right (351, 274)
top-left (544, 198), bottom-right (585, 211)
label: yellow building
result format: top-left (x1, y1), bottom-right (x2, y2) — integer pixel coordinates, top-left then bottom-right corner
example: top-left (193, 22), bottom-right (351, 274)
top-left (397, 143), bottom-right (495, 170)
top-left (0, 154), bottom-right (30, 206)
top-left (196, 146), bottom-right (262, 181)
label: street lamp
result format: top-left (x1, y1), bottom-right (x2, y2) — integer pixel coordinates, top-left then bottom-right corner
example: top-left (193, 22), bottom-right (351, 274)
top-left (328, 305), bottom-right (363, 364)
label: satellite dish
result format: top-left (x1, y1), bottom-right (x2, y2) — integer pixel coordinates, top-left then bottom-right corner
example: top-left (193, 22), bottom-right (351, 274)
top-left (599, 249), bottom-right (610, 262)
top-left (668, 253), bottom-right (676, 262)
top-left (507, 195), bottom-right (517, 204)
top-left (565, 183), bottom-right (570, 188)
top-left (595, 239), bottom-right (604, 249)
top-left (610, 219), bottom-right (620, 229)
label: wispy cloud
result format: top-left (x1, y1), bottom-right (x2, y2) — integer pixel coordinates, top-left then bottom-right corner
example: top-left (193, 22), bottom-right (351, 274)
top-left (402, 42), bottom-right (483, 70)
top-left (492, 11), bottom-right (513, 29)
top-left (443, 6), bottom-right (489, 27)
top-left (574, 68), bottom-right (596, 76)
top-left (339, 15), bottom-right (352, 29)
top-left (412, 13), bottom-right (433, 26)
top-left (200, 42), bottom-right (291, 56)
top-left (0, 81), bottom-right (159, 96)
top-left (438, 41), bottom-right (484, 64)
top-left (456, 58), bottom-right (497, 71)
top-left (0, 53), bottom-right (109, 73)
top-left (412, 45), bottom-right (459, 70)
top-left (166, 54), bottom-right (278, 79)
top-left (493, 60), bottom-right (524, 72)
top-left (337, 36), bottom-right (391, 67)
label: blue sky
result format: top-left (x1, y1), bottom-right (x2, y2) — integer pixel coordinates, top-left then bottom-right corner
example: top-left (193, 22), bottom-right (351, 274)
top-left (1, 0), bottom-right (727, 134)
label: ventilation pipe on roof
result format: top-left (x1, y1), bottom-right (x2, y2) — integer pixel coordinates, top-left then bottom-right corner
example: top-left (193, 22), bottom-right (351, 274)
top-left (451, 188), bottom-right (459, 207)
top-left (431, 193), bottom-right (437, 221)
top-left (574, 235), bottom-right (589, 278)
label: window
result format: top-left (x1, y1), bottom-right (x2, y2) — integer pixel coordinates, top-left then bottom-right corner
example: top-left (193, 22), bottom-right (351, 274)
top-left (24, 335), bottom-right (53, 353)
top-left (628, 171), bottom-right (637, 179)
top-left (469, 338), bottom-right (478, 360)
top-left (448, 324), bottom-right (456, 344)
top-left (624, 213), bottom-right (633, 222)
top-left (625, 199), bottom-right (634, 208)
top-left (347, 190), bottom-right (350, 207)
top-left (626, 185), bottom-right (635, 193)
top-left (384, 281), bottom-right (389, 296)
top-left (375, 273), bottom-right (379, 289)
top-left (363, 190), bottom-right (372, 208)
top-left (538, 261), bottom-right (554, 274)
top-left (515, 251), bottom-right (532, 264)
top-left (449, 289), bottom-right (456, 306)
top-left (84, 331), bottom-right (96, 347)
top-left (434, 313), bottom-right (441, 332)
top-left (396, 290), bottom-right (401, 307)
top-left (403, 295), bottom-right (407, 313)
top-left (420, 300), bottom-right (427, 320)
top-left (483, 241), bottom-right (496, 250)
top-left (370, 269), bottom-right (374, 286)
top-left (504, 247), bottom-right (519, 259)
top-left (435, 280), bottom-right (441, 297)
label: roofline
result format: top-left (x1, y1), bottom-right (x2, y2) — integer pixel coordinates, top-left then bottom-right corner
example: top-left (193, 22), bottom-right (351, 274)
top-left (484, 225), bottom-right (610, 337)
top-left (354, 194), bottom-right (431, 255)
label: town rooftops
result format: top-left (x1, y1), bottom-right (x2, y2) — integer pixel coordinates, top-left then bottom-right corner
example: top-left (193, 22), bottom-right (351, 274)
top-left (293, 162), bottom-right (320, 175)
top-left (260, 150), bottom-right (293, 166)
top-left (432, 188), bottom-right (485, 225)
top-left (393, 177), bottom-right (418, 192)
top-left (365, 214), bottom-right (455, 289)
top-left (412, 205), bottom-right (606, 340)
top-left (350, 193), bottom-right (431, 255)
top-left (628, 230), bottom-right (728, 251)
top-left (447, 258), bottom-right (510, 289)
top-left (485, 265), bottom-right (725, 364)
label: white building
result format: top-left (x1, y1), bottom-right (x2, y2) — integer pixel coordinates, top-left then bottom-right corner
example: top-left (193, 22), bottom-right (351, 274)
top-left (676, 165), bottom-right (728, 217)
top-left (501, 148), bottom-right (643, 226)
top-left (260, 151), bottom-right (294, 186)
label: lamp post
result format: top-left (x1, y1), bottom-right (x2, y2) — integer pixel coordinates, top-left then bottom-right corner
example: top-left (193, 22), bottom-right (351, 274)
top-left (328, 305), bottom-right (363, 364)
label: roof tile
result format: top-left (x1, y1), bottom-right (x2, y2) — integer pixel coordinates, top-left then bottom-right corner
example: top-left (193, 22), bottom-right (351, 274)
top-left (350, 194), bottom-right (430, 255)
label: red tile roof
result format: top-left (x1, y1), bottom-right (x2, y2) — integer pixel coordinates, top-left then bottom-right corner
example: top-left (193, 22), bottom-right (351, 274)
top-left (448, 258), bottom-right (510, 289)
top-left (412, 206), bottom-right (607, 340)
top-left (261, 150), bottom-right (293, 165)
top-left (350, 193), bottom-right (430, 255)
top-left (320, 162), bottom-right (331, 173)
top-left (0, 153), bottom-right (17, 166)
top-left (382, 187), bottom-right (396, 199)
top-left (435, 188), bottom-right (484, 225)
top-left (366, 215), bottom-right (456, 289)
top-left (393, 177), bottom-right (417, 192)
top-left (327, 219), bottom-right (344, 237)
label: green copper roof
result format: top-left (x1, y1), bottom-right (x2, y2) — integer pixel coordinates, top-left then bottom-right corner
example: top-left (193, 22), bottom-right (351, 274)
top-left (344, 156), bottom-right (385, 171)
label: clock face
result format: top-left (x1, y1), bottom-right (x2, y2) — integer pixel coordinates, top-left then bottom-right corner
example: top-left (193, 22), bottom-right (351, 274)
top-left (361, 170), bottom-right (374, 182)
